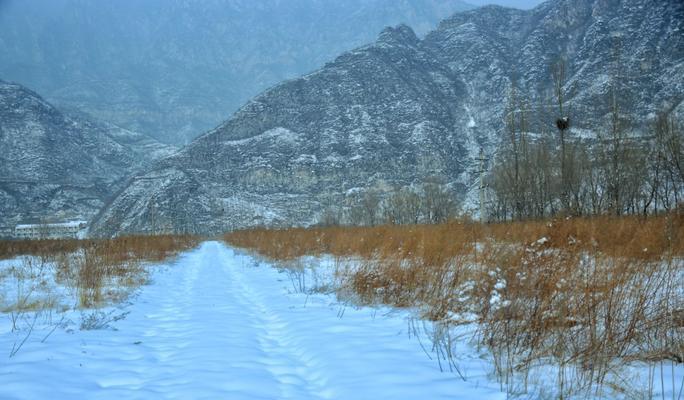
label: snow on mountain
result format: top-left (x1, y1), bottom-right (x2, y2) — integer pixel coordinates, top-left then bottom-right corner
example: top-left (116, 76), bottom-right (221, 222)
top-left (91, 0), bottom-right (683, 236)
top-left (0, 0), bottom-right (473, 144)
top-left (0, 79), bottom-right (175, 231)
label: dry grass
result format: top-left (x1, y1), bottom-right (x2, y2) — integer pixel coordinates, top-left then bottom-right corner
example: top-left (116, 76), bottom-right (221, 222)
top-left (0, 234), bottom-right (201, 357)
top-left (226, 215), bottom-right (683, 261)
top-left (225, 214), bottom-right (684, 397)
top-left (0, 234), bottom-right (200, 262)
top-left (0, 235), bottom-right (200, 308)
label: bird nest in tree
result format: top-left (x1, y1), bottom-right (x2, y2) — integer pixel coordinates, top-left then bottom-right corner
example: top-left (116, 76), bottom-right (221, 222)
top-left (556, 117), bottom-right (570, 131)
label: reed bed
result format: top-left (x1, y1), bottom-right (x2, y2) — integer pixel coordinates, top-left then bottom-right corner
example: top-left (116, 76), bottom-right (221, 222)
top-left (1, 235), bottom-right (200, 308)
top-left (225, 214), bottom-right (684, 398)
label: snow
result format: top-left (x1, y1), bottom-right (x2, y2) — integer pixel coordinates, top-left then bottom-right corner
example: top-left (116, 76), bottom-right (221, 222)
top-left (0, 242), bottom-right (505, 399)
top-left (292, 154), bottom-right (317, 164)
top-left (2, 242), bottom-right (680, 399)
top-left (14, 220), bottom-right (87, 229)
top-left (467, 117), bottom-right (476, 128)
top-left (224, 127), bottom-right (300, 146)
top-left (464, 106), bottom-right (476, 128)
top-left (534, 236), bottom-right (549, 246)
top-left (409, 121), bottom-right (430, 142)
top-left (570, 127), bottom-right (597, 139)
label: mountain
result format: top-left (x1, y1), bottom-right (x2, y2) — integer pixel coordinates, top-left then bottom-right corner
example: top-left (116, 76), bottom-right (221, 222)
top-left (424, 0), bottom-right (684, 128)
top-left (0, 80), bottom-right (175, 233)
top-left (92, 0), bottom-right (684, 236)
top-left (0, 0), bottom-right (473, 144)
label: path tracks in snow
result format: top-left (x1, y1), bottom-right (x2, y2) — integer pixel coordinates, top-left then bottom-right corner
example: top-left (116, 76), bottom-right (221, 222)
top-left (0, 241), bottom-right (505, 400)
top-left (219, 243), bottom-right (334, 399)
top-left (137, 241), bottom-right (332, 399)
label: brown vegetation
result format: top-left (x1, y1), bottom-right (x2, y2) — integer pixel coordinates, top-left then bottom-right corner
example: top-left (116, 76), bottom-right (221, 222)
top-left (0, 234), bottom-right (199, 262)
top-left (225, 214), bottom-right (684, 397)
top-left (226, 214), bottom-right (683, 261)
top-left (1, 235), bottom-right (200, 308)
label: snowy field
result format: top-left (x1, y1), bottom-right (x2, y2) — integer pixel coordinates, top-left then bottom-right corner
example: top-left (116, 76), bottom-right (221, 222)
top-left (0, 241), bottom-right (506, 399)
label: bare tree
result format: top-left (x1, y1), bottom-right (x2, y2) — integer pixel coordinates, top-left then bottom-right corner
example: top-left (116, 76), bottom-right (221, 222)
top-left (422, 177), bottom-right (457, 223)
top-left (383, 186), bottom-right (422, 225)
top-left (486, 44), bottom-right (679, 220)
top-left (551, 57), bottom-right (572, 212)
top-left (346, 189), bottom-right (382, 226)
top-left (654, 112), bottom-right (684, 209)
top-left (318, 207), bottom-right (342, 226)
top-left (505, 84), bottom-right (529, 218)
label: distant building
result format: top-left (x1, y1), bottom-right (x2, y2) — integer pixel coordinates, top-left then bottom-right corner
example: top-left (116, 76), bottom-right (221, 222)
top-left (14, 221), bottom-right (87, 240)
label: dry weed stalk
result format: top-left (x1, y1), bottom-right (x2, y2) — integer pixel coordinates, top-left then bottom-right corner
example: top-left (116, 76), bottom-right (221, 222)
top-left (1, 235), bottom-right (200, 307)
top-left (225, 214), bottom-right (684, 397)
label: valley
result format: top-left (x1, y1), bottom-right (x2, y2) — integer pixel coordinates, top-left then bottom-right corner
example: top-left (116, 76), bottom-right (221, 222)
top-left (0, 0), bottom-right (682, 398)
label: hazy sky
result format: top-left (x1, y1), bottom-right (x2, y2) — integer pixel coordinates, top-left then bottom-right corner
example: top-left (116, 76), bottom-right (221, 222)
top-left (467, 0), bottom-right (546, 9)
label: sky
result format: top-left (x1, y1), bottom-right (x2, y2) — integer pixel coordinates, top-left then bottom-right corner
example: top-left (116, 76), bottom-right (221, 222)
top-left (467, 0), bottom-right (546, 9)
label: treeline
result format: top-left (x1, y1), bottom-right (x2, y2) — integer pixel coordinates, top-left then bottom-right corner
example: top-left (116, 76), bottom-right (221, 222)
top-left (320, 54), bottom-right (684, 225)
top-left (320, 103), bottom-right (683, 226)
top-left (318, 178), bottom-right (458, 226)
top-left (488, 96), bottom-right (683, 221)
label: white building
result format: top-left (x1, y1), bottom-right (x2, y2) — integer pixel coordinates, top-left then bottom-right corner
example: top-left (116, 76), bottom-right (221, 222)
top-left (14, 221), bottom-right (87, 240)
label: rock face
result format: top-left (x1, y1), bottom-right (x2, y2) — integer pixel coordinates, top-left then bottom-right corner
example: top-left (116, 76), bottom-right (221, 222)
top-left (92, 0), bottom-right (683, 236)
top-left (0, 0), bottom-right (472, 145)
top-left (0, 80), bottom-right (174, 233)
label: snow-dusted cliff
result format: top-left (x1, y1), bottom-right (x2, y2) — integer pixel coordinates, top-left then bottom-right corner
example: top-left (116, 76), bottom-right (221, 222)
top-left (0, 80), bottom-right (174, 231)
top-left (89, 0), bottom-right (683, 236)
top-left (0, 0), bottom-right (473, 144)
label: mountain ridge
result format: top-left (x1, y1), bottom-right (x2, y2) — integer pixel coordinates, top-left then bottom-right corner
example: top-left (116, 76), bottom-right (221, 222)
top-left (0, 0), bottom-right (474, 144)
top-left (83, 0), bottom-right (683, 235)
top-left (0, 79), bottom-right (175, 232)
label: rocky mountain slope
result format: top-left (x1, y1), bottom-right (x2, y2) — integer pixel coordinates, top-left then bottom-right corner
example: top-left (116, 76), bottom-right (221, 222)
top-left (0, 80), bottom-right (174, 233)
top-left (0, 0), bottom-right (472, 144)
top-left (92, 0), bottom-right (684, 236)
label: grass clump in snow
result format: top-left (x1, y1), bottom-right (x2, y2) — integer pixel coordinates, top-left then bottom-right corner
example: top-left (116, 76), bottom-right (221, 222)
top-left (225, 214), bottom-right (684, 398)
top-left (0, 234), bottom-right (201, 309)
top-left (0, 234), bottom-right (200, 357)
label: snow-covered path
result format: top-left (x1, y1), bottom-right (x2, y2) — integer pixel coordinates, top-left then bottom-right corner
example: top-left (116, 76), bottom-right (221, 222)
top-left (0, 241), bottom-right (503, 399)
